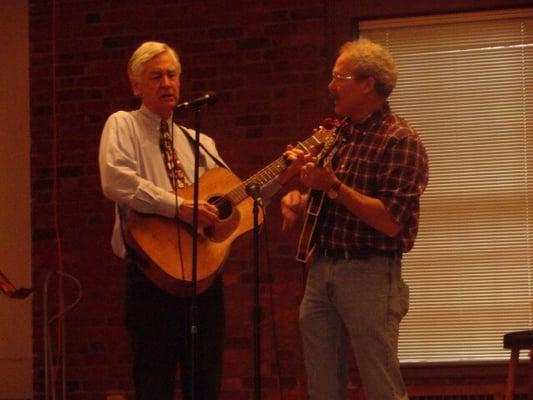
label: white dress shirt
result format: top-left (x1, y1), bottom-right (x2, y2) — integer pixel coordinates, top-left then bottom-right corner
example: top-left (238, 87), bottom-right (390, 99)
top-left (99, 105), bottom-right (227, 258)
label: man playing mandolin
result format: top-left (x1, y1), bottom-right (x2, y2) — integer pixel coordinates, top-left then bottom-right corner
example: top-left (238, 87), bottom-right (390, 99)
top-left (99, 41), bottom-right (307, 400)
top-left (281, 39), bottom-right (429, 400)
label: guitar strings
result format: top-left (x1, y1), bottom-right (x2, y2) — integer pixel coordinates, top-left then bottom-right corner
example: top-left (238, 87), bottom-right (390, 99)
top-left (204, 129), bottom-right (335, 210)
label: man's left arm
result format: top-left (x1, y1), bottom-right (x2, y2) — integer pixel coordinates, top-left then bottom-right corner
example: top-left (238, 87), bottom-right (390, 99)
top-left (374, 133), bottom-right (429, 235)
top-left (333, 178), bottom-right (402, 237)
top-left (301, 133), bottom-right (428, 237)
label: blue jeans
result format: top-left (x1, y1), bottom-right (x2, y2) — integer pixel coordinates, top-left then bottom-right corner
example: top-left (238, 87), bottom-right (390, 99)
top-left (299, 254), bottom-right (409, 400)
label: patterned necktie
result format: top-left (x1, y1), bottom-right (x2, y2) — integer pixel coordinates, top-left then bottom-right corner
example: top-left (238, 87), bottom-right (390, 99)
top-left (159, 120), bottom-right (190, 189)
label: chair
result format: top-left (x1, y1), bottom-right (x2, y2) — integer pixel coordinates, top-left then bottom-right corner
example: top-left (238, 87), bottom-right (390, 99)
top-left (503, 329), bottom-right (533, 400)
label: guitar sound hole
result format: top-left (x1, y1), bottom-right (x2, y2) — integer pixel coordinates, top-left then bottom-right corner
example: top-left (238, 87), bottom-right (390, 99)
top-left (208, 195), bottom-right (233, 220)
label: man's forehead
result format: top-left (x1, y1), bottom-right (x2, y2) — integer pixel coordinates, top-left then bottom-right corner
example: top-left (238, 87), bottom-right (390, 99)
top-left (333, 53), bottom-right (353, 71)
top-left (146, 65), bottom-right (178, 73)
top-left (144, 53), bottom-right (179, 72)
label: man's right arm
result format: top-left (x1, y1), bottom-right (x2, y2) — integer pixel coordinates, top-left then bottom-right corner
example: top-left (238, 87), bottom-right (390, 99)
top-left (280, 190), bottom-right (308, 233)
top-left (98, 113), bottom-right (181, 218)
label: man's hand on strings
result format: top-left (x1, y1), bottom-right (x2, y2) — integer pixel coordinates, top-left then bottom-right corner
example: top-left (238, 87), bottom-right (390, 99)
top-left (300, 162), bottom-right (339, 192)
top-left (178, 200), bottom-right (219, 228)
top-left (278, 145), bottom-right (316, 185)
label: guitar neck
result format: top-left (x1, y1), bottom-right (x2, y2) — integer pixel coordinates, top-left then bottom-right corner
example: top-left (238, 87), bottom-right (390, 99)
top-left (225, 133), bottom-right (325, 205)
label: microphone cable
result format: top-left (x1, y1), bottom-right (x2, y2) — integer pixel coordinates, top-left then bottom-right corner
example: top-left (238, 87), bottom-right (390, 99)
top-left (43, 270), bottom-right (82, 400)
top-left (45, 1), bottom-right (83, 398)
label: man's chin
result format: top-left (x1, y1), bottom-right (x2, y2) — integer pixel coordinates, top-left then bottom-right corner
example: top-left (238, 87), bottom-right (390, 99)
top-left (161, 101), bottom-right (177, 112)
top-left (333, 104), bottom-right (347, 117)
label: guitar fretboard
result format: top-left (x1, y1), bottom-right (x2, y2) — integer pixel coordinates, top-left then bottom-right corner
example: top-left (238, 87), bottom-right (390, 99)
top-left (224, 133), bottom-right (325, 205)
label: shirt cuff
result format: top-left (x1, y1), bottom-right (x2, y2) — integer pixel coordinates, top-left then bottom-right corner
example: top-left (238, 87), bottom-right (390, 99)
top-left (154, 190), bottom-right (184, 218)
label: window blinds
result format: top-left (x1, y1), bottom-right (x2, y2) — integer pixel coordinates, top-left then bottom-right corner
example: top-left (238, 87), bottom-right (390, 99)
top-left (360, 9), bottom-right (533, 362)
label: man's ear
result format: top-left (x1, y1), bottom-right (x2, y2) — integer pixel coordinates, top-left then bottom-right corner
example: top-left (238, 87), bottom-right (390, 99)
top-left (130, 77), bottom-right (141, 97)
top-left (362, 75), bottom-right (375, 95)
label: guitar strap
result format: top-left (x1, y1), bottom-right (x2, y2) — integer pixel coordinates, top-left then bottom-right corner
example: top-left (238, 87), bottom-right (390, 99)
top-left (177, 125), bottom-right (228, 169)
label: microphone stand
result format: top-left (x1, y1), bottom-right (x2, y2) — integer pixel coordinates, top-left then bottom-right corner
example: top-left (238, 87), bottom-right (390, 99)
top-left (245, 183), bottom-right (263, 400)
top-left (190, 105), bottom-right (202, 400)
top-left (174, 92), bottom-right (217, 400)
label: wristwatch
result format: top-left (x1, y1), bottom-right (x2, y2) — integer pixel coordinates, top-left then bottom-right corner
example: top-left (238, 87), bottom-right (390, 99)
top-left (326, 180), bottom-right (342, 199)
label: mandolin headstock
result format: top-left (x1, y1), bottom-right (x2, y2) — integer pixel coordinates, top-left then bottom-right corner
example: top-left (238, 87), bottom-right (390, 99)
top-left (306, 117), bottom-right (340, 155)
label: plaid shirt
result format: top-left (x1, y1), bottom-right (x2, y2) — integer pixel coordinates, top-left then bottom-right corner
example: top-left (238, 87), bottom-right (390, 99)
top-left (315, 102), bottom-right (428, 254)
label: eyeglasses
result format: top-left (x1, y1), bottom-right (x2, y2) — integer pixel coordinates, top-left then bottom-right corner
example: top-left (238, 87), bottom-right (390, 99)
top-left (331, 72), bottom-right (355, 81)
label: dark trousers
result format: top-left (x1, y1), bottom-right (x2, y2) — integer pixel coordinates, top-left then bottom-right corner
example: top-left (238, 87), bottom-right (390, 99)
top-left (125, 260), bottom-right (225, 400)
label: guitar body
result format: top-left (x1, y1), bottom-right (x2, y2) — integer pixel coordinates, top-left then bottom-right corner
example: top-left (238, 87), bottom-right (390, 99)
top-left (125, 167), bottom-right (263, 296)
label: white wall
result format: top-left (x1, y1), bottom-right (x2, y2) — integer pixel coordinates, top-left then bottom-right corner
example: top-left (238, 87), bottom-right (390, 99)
top-left (0, 1), bottom-right (33, 399)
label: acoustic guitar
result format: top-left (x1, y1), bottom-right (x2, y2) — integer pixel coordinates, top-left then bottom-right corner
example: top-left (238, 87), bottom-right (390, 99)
top-left (125, 125), bottom-right (334, 296)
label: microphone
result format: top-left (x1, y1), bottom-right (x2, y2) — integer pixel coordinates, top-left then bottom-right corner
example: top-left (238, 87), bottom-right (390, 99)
top-left (245, 182), bottom-right (263, 206)
top-left (175, 91), bottom-right (217, 110)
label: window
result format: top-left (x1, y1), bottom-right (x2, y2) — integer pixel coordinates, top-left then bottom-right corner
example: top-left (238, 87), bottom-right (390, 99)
top-left (360, 8), bottom-right (533, 362)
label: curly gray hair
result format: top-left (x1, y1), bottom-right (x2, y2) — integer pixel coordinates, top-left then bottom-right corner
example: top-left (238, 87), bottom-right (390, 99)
top-left (339, 38), bottom-right (397, 98)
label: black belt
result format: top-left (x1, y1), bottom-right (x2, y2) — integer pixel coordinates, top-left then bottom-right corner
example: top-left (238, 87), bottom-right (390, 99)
top-left (317, 247), bottom-right (401, 260)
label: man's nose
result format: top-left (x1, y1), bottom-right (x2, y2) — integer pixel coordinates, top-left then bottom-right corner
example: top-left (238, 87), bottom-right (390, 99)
top-left (161, 74), bottom-right (171, 86)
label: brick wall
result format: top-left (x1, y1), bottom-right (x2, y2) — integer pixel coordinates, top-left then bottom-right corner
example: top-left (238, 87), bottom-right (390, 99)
top-left (29, 1), bottom-right (329, 399)
top-left (29, 0), bottom-right (532, 399)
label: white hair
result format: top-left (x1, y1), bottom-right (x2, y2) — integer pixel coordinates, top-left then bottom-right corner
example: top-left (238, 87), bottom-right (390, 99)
top-left (127, 41), bottom-right (181, 80)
